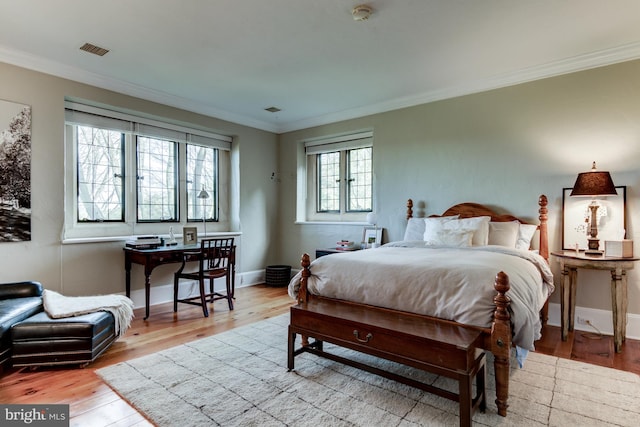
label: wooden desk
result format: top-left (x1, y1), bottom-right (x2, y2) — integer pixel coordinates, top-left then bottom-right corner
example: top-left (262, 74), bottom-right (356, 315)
top-left (124, 244), bottom-right (235, 320)
top-left (551, 250), bottom-right (638, 352)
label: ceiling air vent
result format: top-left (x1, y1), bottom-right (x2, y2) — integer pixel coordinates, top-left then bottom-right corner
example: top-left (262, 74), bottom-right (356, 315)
top-left (79, 42), bottom-right (109, 56)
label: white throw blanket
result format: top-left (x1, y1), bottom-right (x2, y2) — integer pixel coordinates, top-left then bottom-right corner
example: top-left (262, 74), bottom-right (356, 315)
top-left (43, 290), bottom-right (135, 338)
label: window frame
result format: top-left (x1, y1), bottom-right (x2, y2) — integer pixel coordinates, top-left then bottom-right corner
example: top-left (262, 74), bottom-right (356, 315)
top-left (302, 130), bottom-right (374, 222)
top-left (63, 101), bottom-right (232, 241)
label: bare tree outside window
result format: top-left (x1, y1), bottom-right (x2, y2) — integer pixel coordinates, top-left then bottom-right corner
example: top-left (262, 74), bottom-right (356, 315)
top-left (0, 100), bottom-right (31, 241)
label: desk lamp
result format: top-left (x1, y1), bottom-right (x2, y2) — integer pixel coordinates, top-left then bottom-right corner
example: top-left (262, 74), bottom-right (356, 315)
top-left (197, 186), bottom-right (210, 240)
top-left (570, 162), bottom-right (617, 254)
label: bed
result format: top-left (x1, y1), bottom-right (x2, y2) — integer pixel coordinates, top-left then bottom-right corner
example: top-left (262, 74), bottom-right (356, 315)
top-left (288, 195), bottom-right (553, 417)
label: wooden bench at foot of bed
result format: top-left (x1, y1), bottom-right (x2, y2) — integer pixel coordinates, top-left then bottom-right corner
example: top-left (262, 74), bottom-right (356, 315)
top-left (288, 297), bottom-right (488, 427)
top-left (290, 253), bottom-right (514, 418)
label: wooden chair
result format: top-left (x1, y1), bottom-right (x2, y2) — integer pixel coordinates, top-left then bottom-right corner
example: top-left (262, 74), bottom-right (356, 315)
top-left (173, 237), bottom-right (235, 317)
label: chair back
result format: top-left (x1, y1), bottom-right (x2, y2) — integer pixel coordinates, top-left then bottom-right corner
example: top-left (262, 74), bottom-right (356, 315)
top-left (201, 237), bottom-right (235, 273)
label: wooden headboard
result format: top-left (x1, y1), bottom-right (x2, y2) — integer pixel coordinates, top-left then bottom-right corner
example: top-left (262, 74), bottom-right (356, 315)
top-left (406, 195), bottom-right (549, 260)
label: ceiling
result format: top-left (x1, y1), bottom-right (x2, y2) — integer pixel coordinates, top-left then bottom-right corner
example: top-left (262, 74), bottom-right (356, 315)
top-left (2, 0), bottom-right (640, 134)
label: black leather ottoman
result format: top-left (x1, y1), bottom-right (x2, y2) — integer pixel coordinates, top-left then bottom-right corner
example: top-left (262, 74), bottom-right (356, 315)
top-left (10, 311), bottom-right (116, 368)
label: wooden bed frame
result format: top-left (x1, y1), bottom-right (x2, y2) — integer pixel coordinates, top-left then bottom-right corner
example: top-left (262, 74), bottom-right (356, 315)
top-left (292, 195), bottom-right (549, 417)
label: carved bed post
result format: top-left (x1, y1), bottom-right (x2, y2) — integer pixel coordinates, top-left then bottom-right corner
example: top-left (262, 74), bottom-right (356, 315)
top-left (406, 199), bottom-right (413, 220)
top-left (297, 253), bottom-right (311, 305)
top-left (298, 253), bottom-right (311, 347)
top-left (538, 195), bottom-right (549, 261)
top-left (538, 194), bottom-right (550, 326)
top-left (492, 271), bottom-right (511, 417)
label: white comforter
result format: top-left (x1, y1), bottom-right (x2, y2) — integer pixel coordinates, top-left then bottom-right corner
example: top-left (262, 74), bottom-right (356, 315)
top-left (289, 241), bottom-right (554, 351)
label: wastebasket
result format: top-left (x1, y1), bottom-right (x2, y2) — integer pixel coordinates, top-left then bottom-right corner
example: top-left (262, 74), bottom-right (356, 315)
top-left (265, 265), bottom-right (292, 287)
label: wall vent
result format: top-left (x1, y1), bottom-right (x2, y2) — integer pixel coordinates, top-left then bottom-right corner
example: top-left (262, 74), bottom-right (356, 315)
top-left (79, 42), bottom-right (109, 56)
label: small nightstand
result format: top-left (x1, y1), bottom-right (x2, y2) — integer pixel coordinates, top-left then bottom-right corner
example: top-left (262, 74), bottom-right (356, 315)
top-left (315, 248), bottom-right (361, 259)
top-left (551, 250), bottom-right (639, 352)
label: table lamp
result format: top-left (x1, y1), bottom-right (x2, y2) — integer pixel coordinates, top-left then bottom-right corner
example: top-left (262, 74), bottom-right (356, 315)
top-left (197, 186), bottom-right (210, 240)
top-left (570, 161), bottom-right (617, 254)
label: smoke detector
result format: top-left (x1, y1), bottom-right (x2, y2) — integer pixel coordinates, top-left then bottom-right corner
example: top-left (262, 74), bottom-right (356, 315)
top-left (352, 4), bottom-right (373, 21)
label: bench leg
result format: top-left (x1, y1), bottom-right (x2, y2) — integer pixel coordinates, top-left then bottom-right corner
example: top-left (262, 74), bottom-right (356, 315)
top-left (459, 374), bottom-right (472, 427)
top-left (477, 361), bottom-right (486, 413)
top-left (287, 327), bottom-right (296, 371)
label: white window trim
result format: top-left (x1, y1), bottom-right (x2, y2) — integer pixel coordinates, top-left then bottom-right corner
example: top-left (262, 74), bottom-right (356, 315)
top-left (297, 130), bottom-right (374, 223)
top-left (63, 101), bottom-right (233, 242)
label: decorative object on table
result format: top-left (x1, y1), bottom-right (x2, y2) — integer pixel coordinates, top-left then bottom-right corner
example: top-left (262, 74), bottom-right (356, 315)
top-left (365, 212), bottom-right (381, 248)
top-left (563, 162), bottom-right (623, 254)
top-left (166, 226), bottom-right (178, 246)
top-left (125, 235), bottom-right (161, 249)
top-left (604, 239), bottom-right (634, 258)
top-left (362, 226), bottom-right (382, 249)
top-left (0, 99), bottom-right (31, 242)
top-left (197, 186), bottom-right (209, 239)
top-left (335, 240), bottom-right (356, 250)
top-left (182, 226), bottom-right (197, 245)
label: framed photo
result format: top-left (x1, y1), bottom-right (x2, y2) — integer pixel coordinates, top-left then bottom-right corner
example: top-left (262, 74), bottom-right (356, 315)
top-left (362, 227), bottom-right (383, 247)
top-left (562, 186), bottom-right (626, 250)
top-left (0, 99), bottom-right (31, 242)
top-left (182, 227), bottom-right (198, 245)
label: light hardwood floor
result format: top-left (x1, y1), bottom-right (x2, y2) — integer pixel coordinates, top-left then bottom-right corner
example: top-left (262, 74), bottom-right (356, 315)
top-left (1, 284), bottom-right (638, 427)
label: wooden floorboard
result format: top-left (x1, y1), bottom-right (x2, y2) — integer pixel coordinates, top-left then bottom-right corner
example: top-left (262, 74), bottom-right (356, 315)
top-left (1, 284), bottom-right (639, 427)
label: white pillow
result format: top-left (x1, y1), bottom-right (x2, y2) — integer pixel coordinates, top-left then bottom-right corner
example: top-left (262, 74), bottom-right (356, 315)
top-left (404, 218), bottom-right (427, 241)
top-left (516, 223), bottom-right (538, 250)
top-left (440, 216), bottom-right (491, 246)
top-left (425, 229), bottom-right (474, 247)
top-left (422, 216), bottom-right (460, 242)
top-left (488, 221), bottom-right (520, 248)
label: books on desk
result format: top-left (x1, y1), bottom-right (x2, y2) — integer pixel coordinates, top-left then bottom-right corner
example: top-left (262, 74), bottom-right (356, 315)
top-left (125, 235), bottom-right (162, 249)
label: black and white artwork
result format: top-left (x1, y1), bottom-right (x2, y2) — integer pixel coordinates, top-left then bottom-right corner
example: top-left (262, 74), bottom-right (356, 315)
top-left (0, 99), bottom-right (31, 242)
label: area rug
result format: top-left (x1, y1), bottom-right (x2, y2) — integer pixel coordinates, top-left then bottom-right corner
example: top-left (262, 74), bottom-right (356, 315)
top-left (97, 314), bottom-right (640, 426)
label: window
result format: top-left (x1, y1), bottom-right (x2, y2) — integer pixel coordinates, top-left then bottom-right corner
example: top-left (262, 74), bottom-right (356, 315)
top-left (76, 126), bottom-right (124, 222)
top-left (136, 136), bottom-right (177, 222)
top-left (186, 144), bottom-right (218, 222)
top-left (64, 101), bottom-right (231, 240)
top-left (304, 131), bottom-right (373, 221)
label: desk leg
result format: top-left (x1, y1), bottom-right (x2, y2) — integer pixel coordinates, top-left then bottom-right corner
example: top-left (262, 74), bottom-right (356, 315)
top-left (125, 254), bottom-right (132, 298)
top-left (611, 267), bottom-right (628, 353)
top-left (143, 266), bottom-right (152, 321)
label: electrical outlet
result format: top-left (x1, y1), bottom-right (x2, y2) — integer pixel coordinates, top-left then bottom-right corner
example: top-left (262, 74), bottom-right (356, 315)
top-left (577, 316), bottom-right (590, 325)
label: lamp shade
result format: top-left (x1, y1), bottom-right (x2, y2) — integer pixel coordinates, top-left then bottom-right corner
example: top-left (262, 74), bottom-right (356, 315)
top-left (570, 162), bottom-right (617, 197)
top-left (197, 187), bottom-right (210, 199)
top-left (366, 212), bottom-right (378, 225)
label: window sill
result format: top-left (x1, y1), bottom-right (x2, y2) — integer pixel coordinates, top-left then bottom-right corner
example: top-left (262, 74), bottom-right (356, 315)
top-left (295, 221), bottom-right (370, 226)
top-left (62, 231), bottom-right (242, 245)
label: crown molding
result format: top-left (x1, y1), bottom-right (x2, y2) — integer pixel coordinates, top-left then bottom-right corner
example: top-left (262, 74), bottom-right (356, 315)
top-left (0, 45), bottom-right (280, 133)
top-left (277, 41), bottom-right (640, 133)
top-left (3, 40), bottom-right (640, 135)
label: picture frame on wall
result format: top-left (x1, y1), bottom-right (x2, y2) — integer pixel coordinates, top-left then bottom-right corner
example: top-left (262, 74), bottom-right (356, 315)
top-left (182, 227), bottom-right (198, 245)
top-left (362, 227), bottom-right (383, 247)
top-left (562, 186), bottom-right (626, 250)
top-left (0, 99), bottom-right (31, 242)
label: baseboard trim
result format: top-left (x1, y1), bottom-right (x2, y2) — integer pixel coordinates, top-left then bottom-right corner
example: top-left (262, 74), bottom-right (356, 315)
top-left (547, 302), bottom-right (640, 340)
